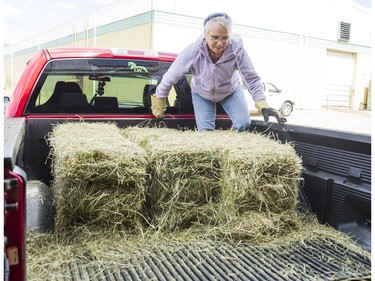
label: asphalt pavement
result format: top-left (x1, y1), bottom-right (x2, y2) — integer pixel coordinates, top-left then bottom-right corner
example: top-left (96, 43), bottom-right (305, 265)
top-left (251, 107), bottom-right (372, 135)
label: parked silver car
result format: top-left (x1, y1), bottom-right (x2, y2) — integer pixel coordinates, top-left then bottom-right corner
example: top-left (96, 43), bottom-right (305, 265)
top-left (245, 82), bottom-right (295, 117)
top-left (4, 96), bottom-right (10, 113)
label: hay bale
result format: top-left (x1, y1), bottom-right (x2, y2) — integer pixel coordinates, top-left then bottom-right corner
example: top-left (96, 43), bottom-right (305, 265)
top-left (48, 122), bottom-right (149, 231)
top-left (209, 131), bottom-right (302, 214)
top-left (123, 127), bottom-right (223, 231)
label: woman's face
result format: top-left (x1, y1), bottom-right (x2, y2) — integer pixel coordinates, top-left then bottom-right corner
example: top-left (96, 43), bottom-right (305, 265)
top-left (205, 22), bottom-right (230, 56)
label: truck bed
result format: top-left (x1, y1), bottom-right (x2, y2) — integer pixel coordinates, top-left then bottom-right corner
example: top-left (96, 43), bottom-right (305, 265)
top-left (53, 238), bottom-right (371, 280)
top-left (5, 118), bottom-right (371, 281)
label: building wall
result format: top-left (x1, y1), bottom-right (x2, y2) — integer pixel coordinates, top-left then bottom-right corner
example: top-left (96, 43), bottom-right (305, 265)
top-left (95, 24), bottom-right (153, 49)
top-left (3, 11), bottom-right (155, 94)
top-left (3, 0), bottom-right (371, 110)
top-left (151, 10), bottom-right (371, 109)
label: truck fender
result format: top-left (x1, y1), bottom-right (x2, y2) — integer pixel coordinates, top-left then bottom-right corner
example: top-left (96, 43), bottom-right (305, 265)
top-left (26, 181), bottom-right (55, 233)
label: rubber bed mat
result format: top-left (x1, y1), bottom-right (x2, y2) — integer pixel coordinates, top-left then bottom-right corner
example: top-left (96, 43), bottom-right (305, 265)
top-left (63, 238), bottom-right (371, 281)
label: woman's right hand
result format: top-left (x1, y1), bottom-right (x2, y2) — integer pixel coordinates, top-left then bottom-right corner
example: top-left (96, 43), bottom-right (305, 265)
top-left (150, 94), bottom-right (166, 118)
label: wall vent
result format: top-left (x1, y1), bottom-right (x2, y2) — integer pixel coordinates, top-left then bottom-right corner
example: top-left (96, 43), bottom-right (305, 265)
top-left (338, 21), bottom-right (351, 42)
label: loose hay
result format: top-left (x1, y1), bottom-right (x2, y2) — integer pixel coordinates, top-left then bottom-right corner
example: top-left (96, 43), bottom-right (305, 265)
top-left (26, 215), bottom-right (371, 281)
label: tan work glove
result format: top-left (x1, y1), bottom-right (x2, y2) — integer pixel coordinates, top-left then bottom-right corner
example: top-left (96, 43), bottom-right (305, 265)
top-left (150, 94), bottom-right (166, 118)
top-left (255, 99), bottom-right (287, 124)
top-left (255, 99), bottom-right (270, 111)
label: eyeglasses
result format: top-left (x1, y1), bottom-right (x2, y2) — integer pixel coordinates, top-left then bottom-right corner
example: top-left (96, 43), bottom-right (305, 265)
top-left (207, 33), bottom-right (230, 43)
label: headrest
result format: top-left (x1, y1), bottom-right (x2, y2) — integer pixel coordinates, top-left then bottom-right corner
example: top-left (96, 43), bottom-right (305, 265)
top-left (94, 97), bottom-right (118, 109)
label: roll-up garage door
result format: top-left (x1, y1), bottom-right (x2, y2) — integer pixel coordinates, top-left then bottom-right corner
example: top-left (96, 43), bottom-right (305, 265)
top-left (323, 50), bottom-right (355, 107)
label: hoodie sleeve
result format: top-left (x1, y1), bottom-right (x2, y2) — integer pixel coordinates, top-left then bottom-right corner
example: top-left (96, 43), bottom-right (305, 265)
top-left (155, 43), bottom-right (197, 98)
top-left (235, 41), bottom-right (266, 102)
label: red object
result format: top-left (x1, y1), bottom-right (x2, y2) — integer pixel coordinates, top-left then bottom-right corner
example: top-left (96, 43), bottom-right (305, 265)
top-left (4, 169), bottom-right (26, 281)
top-left (5, 47), bottom-right (178, 118)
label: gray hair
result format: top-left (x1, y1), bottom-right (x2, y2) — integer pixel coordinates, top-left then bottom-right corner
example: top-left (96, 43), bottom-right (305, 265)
top-left (204, 13), bottom-right (232, 34)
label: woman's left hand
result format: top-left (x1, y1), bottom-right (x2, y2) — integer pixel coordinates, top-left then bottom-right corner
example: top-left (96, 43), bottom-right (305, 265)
top-left (261, 108), bottom-right (287, 124)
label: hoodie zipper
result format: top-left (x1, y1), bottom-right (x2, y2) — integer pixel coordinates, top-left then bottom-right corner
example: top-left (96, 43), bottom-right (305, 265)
top-left (213, 64), bottom-right (217, 102)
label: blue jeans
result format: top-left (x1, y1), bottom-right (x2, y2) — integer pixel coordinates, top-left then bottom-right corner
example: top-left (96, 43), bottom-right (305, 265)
top-left (192, 86), bottom-right (251, 132)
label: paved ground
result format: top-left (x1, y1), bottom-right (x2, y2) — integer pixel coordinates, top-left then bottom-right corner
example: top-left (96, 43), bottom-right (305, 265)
top-left (251, 107), bottom-right (372, 135)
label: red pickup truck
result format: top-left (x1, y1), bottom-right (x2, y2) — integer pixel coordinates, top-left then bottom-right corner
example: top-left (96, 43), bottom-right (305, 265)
top-left (4, 47), bottom-right (371, 281)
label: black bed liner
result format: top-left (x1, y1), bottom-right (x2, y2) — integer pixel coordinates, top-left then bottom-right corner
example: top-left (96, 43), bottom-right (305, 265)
top-left (64, 238), bottom-right (370, 281)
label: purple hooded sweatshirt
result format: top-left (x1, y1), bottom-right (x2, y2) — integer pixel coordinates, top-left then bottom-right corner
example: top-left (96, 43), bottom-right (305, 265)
top-left (156, 34), bottom-right (265, 103)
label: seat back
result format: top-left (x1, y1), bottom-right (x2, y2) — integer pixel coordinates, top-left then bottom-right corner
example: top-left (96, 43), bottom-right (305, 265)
top-left (35, 81), bottom-right (85, 112)
top-left (143, 84), bottom-right (156, 108)
top-left (174, 77), bottom-right (194, 114)
top-left (59, 92), bottom-right (91, 112)
top-left (94, 97), bottom-right (118, 111)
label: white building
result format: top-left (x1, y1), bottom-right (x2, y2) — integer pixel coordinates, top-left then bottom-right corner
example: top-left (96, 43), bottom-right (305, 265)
top-left (4, 0), bottom-right (372, 110)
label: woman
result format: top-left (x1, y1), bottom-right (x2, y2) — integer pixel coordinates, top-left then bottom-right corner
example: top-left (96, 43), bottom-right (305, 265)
top-left (151, 12), bottom-right (285, 131)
